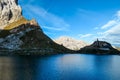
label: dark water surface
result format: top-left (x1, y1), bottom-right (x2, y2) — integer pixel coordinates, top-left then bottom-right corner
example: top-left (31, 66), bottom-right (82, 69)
top-left (0, 54), bottom-right (120, 80)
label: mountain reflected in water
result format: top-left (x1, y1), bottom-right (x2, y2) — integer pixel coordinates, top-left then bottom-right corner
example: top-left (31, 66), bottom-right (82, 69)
top-left (0, 54), bottom-right (120, 80)
top-left (0, 56), bottom-right (38, 80)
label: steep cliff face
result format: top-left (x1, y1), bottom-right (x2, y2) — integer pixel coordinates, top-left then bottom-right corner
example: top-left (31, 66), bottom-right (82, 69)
top-left (0, 19), bottom-right (70, 53)
top-left (0, 18), bottom-right (39, 49)
top-left (0, 0), bottom-right (72, 55)
top-left (54, 36), bottom-right (88, 50)
top-left (0, 0), bottom-right (22, 29)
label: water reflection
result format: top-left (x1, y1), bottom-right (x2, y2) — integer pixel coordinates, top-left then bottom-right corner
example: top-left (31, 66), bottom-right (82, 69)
top-left (0, 56), bottom-right (38, 80)
top-left (0, 54), bottom-right (120, 80)
top-left (36, 54), bottom-right (120, 80)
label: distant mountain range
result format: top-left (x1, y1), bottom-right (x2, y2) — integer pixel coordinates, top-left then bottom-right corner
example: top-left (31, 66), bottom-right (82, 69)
top-left (54, 36), bottom-right (88, 50)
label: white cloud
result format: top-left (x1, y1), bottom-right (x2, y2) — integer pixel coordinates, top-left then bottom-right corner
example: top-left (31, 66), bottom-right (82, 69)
top-left (116, 11), bottom-right (120, 17)
top-left (101, 20), bottom-right (117, 29)
top-left (97, 32), bottom-right (104, 35)
top-left (23, 5), bottom-right (70, 32)
top-left (79, 34), bottom-right (93, 38)
top-left (104, 24), bottom-right (120, 34)
top-left (99, 10), bottom-right (120, 46)
top-left (94, 27), bottom-right (99, 30)
top-left (42, 26), bottom-right (69, 31)
top-left (101, 10), bottom-right (120, 30)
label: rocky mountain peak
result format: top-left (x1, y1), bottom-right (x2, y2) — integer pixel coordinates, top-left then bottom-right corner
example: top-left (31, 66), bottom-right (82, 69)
top-left (78, 40), bottom-right (120, 54)
top-left (0, 0), bottom-right (72, 55)
top-left (0, 0), bottom-right (22, 29)
top-left (54, 36), bottom-right (88, 50)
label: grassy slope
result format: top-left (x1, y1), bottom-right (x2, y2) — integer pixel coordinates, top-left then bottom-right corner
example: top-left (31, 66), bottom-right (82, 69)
top-left (0, 17), bottom-right (29, 38)
top-left (4, 17), bottom-right (28, 30)
top-left (115, 47), bottom-right (120, 51)
top-left (0, 17), bottom-right (73, 54)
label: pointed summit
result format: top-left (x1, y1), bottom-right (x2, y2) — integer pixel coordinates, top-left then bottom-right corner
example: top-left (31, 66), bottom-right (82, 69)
top-left (0, 0), bottom-right (72, 55)
top-left (78, 40), bottom-right (120, 54)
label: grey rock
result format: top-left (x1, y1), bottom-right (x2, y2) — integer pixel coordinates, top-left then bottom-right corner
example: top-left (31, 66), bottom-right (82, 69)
top-left (78, 39), bottom-right (120, 54)
top-left (0, 0), bottom-right (22, 29)
top-left (54, 36), bottom-right (88, 50)
top-left (0, 0), bottom-right (72, 55)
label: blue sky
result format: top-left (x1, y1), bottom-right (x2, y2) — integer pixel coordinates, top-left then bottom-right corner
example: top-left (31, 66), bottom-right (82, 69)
top-left (19, 0), bottom-right (120, 46)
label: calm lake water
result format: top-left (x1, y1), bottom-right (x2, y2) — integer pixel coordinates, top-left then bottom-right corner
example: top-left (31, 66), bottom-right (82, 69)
top-left (0, 54), bottom-right (120, 80)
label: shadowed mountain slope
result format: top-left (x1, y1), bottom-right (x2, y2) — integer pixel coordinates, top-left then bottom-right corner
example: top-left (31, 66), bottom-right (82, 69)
top-left (78, 39), bottom-right (120, 54)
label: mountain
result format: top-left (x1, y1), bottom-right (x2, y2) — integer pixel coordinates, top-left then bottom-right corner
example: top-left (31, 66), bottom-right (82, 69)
top-left (78, 39), bottom-right (120, 54)
top-left (114, 47), bottom-right (120, 51)
top-left (0, 0), bottom-right (22, 29)
top-left (0, 0), bottom-right (72, 55)
top-left (54, 36), bottom-right (88, 50)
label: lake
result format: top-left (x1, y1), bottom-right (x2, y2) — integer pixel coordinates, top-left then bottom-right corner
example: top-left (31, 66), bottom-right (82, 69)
top-left (0, 54), bottom-right (120, 80)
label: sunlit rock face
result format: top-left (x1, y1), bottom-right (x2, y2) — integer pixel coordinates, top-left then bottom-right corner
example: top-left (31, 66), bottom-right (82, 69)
top-left (54, 36), bottom-right (88, 50)
top-left (0, 0), bottom-right (22, 29)
top-left (0, 0), bottom-right (72, 55)
top-left (0, 19), bottom-right (71, 54)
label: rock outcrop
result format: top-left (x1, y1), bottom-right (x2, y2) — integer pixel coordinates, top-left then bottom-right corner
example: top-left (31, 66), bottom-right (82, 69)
top-left (54, 36), bottom-right (88, 50)
top-left (78, 39), bottom-right (120, 54)
top-left (0, 0), bottom-right (22, 29)
top-left (0, 0), bottom-right (72, 55)
top-left (0, 17), bottom-right (72, 55)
